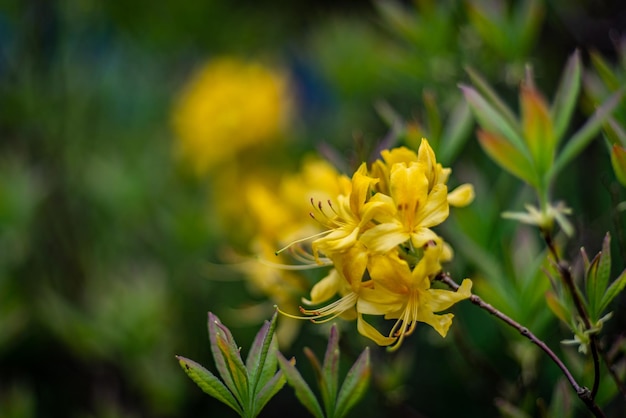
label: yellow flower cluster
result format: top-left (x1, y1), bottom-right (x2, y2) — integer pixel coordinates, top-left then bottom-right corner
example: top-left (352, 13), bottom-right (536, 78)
top-left (171, 57), bottom-right (290, 175)
top-left (280, 139), bottom-right (474, 350)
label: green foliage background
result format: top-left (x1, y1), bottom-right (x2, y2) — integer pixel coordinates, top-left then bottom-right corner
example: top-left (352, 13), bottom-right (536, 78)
top-left (0, 1), bottom-right (625, 417)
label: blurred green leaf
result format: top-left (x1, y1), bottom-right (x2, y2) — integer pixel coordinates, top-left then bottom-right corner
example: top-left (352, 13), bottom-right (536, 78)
top-left (460, 84), bottom-right (528, 156)
top-left (495, 397), bottom-right (533, 418)
top-left (610, 144), bottom-right (626, 186)
top-left (477, 130), bottom-right (537, 186)
top-left (465, 66), bottom-right (519, 128)
top-left (551, 50), bottom-right (581, 142)
top-left (545, 290), bottom-right (570, 325)
top-left (550, 89), bottom-right (624, 178)
top-left (546, 378), bottom-right (573, 418)
top-left (439, 99), bottom-right (473, 164)
top-left (590, 50), bottom-right (622, 92)
top-left (605, 117), bottom-right (626, 147)
top-left (521, 83), bottom-right (555, 176)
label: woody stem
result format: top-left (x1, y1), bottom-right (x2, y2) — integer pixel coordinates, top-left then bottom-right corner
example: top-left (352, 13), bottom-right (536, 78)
top-left (436, 272), bottom-right (605, 418)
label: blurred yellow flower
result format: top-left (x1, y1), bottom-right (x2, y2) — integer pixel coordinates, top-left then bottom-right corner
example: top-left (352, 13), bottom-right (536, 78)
top-left (223, 156), bottom-right (346, 346)
top-left (172, 57), bottom-right (290, 175)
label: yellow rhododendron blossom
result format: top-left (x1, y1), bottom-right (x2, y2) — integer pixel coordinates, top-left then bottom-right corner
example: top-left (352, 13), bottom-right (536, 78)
top-left (360, 161), bottom-right (449, 253)
top-left (311, 163), bottom-right (390, 261)
top-left (172, 56), bottom-right (290, 175)
top-left (275, 138), bottom-right (474, 350)
top-left (359, 240), bottom-right (472, 350)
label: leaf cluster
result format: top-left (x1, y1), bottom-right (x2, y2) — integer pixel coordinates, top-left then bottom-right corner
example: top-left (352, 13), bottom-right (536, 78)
top-left (176, 312), bottom-right (286, 418)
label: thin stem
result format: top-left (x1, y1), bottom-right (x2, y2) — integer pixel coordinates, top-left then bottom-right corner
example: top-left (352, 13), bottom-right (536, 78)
top-left (436, 272), bottom-right (606, 418)
top-left (542, 230), bottom-right (602, 399)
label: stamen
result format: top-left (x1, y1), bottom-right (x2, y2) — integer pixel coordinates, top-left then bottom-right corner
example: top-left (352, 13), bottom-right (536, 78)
top-left (387, 291), bottom-right (420, 352)
top-left (290, 245), bottom-right (331, 265)
top-left (274, 304), bottom-right (314, 320)
top-left (257, 256), bottom-right (332, 270)
top-left (276, 292), bottom-right (358, 324)
top-left (274, 230), bottom-right (332, 255)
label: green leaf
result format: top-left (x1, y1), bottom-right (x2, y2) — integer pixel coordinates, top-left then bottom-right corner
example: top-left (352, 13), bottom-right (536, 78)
top-left (595, 233), bottom-right (613, 314)
top-left (374, 0), bottom-right (419, 42)
top-left (477, 129), bottom-right (538, 186)
top-left (598, 268), bottom-right (626, 314)
top-left (423, 90), bottom-right (443, 142)
top-left (514, 0), bottom-right (544, 55)
top-left (439, 99), bottom-right (473, 165)
top-left (590, 50), bottom-right (622, 92)
top-left (246, 311), bottom-right (278, 396)
top-left (465, 66), bottom-right (519, 129)
top-left (253, 369), bottom-right (287, 417)
top-left (321, 325), bottom-right (340, 417)
top-left (550, 89), bottom-right (624, 178)
top-left (585, 246), bottom-right (602, 321)
top-left (207, 312), bottom-right (240, 399)
top-left (521, 83), bottom-right (555, 176)
top-left (605, 116), bottom-right (626, 147)
top-left (303, 346), bottom-right (323, 382)
top-left (611, 144), bottom-right (626, 186)
top-left (277, 353), bottom-right (325, 418)
top-left (545, 291), bottom-right (570, 325)
top-left (580, 247), bottom-right (591, 273)
top-left (176, 356), bottom-right (243, 415)
top-left (460, 84), bottom-right (529, 156)
top-left (551, 50), bottom-right (581, 142)
top-left (334, 347), bottom-right (371, 418)
top-left (466, 3), bottom-right (507, 56)
top-left (209, 312), bottom-right (249, 405)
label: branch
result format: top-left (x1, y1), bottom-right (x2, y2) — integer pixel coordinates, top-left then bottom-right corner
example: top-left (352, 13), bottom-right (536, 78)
top-left (436, 272), bottom-right (605, 418)
top-left (542, 231), bottom-right (602, 399)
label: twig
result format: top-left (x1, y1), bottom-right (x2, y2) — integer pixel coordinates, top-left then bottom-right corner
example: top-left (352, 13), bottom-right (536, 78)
top-left (542, 231), bottom-right (602, 399)
top-left (436, 272), bottom-right (606, 418)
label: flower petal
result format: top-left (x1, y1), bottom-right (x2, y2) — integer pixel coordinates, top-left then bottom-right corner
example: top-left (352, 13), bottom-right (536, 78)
top-left (418, 311), bottom-right (454, 337)
top-left (427, 278), bottom-right (472, 312)
top-left (416, 184), bottom-right (449, 227)
top-left (360, 222), bottom-right (409, 253)
top-left (357, 314), bottom-right (396, 346)
top-left (304, 269), bottom-right (342, 305)
top-left (447, 183), bottom-right (475, 207)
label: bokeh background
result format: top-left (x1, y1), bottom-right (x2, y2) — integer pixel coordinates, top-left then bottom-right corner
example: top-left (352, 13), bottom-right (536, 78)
top-left (1, 1), bottom-right (625, 417)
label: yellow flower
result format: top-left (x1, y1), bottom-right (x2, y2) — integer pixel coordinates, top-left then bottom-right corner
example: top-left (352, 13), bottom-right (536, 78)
top-left (171, 56), bottom-right (290, 175)
top-left (272, 139), bottom-right (474, 350)
top-left (311, 163), bottom-right (389, 260)
top-left (358, 240), bottom-right (472, 350)
top-left (360, 160), bottom-right (449, 253)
